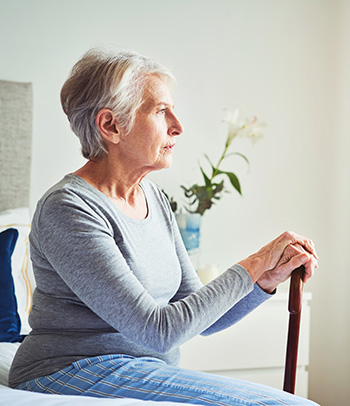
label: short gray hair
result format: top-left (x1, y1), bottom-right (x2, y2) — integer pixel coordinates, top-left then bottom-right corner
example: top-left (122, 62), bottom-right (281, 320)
top-left (60, 48), bottom-right (176, 159)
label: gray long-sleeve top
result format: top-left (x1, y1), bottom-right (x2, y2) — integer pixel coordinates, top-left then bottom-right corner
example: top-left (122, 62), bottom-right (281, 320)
top-left (9, 175), bottom-right (271, 387)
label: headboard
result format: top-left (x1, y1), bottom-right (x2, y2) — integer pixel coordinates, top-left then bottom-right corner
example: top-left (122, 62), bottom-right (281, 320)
top-left (0, 80), bottom-right (33, 211)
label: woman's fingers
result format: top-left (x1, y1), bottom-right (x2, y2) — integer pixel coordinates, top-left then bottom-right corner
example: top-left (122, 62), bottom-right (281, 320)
top-left (290, 243), bottom-right (318, 278)
top-left (279, 243), bottom-right (318, 283)
top-left (256, 244), bottom-right (312, 293)
top-left (264, 231), bottom-right (317, 272)
top-left (287, 251), bottom-right (310, 271)
top-left (276, 244), bottom-right (309, 271)
top-left (302, 256), bottom-right (318, 283)
top-left (284, 231), bottom-right (318, 260)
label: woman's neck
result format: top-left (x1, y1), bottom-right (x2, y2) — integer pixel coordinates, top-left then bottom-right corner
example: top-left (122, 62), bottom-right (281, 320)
top-left (73, 157), bottom-right (149, 219)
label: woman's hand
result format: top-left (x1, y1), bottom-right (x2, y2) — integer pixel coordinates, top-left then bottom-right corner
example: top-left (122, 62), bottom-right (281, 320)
top-left (238, 231), bottom-right (318, 293)
top-left (257, 243), bottom-right (318, 293)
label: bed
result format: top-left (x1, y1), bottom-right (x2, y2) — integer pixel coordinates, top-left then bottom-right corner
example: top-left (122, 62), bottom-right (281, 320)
top-left (0, 79), bottom-right (181, 405)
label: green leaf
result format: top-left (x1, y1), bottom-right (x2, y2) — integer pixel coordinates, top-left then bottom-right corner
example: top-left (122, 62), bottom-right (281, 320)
top-left (224, 152), bottom-right (250, 167)
top-left (200, 166), bottom-right (211, 187)
top-left (225, 172), bottom-right (241, 194)
top-left (215, 169), bottom-right (241, 194)
top-left (205, 154), bottom-right (225, 180)
top-left (204, 154), bottom-right (216, 174)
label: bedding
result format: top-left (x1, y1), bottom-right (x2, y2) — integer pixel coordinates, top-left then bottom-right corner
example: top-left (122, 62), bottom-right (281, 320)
top-left (0, 207), bottom-right (33, 337)
top-left (0, 384), bottom-right (182, 406)
top-left (0, 342), bottom-right (21, 385)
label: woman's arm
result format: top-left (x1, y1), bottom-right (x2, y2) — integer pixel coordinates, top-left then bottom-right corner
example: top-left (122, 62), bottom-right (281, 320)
top-left (170, 219), bottom-right (317, 336)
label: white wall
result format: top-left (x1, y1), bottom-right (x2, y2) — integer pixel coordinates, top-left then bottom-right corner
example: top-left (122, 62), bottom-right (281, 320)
top-left (313, 1), bottom-right (350, 404)
top-left (1, 1), bottom-right (349, 404)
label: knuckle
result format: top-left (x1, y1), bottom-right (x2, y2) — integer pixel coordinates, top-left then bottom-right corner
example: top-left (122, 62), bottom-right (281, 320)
top-left (283, 230), bottom-right (294, 239)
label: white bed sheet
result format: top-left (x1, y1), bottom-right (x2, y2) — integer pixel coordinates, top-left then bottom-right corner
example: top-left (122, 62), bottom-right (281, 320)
top-left (0, 385), bottom-right (183, 406)
top-left (0, 343), bottom-right (182, 405)
top-left (0, 342), bottom-right (21, 386)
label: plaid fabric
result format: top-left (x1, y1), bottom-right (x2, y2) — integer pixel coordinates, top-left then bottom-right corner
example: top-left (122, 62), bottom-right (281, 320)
top-left (17, 354), bottom-right (318, 406)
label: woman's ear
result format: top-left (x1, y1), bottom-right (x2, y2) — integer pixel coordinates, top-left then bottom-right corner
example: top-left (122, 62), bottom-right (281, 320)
top-left (96, 109), bottom-right (121, 145)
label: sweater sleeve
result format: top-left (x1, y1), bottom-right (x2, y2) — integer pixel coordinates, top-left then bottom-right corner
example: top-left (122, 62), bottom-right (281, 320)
top-left (33, 189), bottom-right (254, 354)
top-left (201, 283), bottom-right (273, 335)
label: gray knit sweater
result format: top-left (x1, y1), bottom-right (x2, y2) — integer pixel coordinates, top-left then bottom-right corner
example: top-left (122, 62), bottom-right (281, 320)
top-left (9, 175), bottom-right (270, 387)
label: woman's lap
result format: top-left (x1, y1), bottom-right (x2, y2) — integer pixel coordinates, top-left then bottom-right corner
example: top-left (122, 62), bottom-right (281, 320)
top-left (17, 354), bottom-right (318, 406)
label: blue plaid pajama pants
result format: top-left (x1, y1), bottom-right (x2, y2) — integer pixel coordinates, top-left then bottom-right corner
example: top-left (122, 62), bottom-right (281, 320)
top-left (16, 354), bottom-right (319, 405)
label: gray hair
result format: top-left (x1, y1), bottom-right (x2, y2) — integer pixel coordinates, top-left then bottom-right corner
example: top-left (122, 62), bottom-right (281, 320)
top-left (60, 48), bottom-right (176, 159)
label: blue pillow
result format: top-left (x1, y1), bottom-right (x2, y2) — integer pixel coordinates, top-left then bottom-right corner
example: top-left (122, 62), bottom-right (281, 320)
top-left (0, 228), bottom-right (24, 342)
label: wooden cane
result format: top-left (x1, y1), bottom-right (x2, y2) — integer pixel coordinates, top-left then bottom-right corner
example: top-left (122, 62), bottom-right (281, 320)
top-left (283, 265), bottom-right (305, 394)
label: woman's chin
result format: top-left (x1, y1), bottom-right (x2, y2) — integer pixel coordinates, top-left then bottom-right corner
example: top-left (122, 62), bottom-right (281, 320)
top-left (152, 157), bottom-right (173, 172)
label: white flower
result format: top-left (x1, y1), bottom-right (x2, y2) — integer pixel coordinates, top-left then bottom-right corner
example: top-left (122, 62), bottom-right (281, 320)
top-left (223, 108), bottom-right (265, 145)
top-left (239, 115), bottom-right (265, 143)
top-left (223, 108), bottom-right (241, 132)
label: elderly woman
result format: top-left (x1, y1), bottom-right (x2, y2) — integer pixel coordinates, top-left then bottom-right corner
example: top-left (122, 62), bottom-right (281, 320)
top-left (9, 49), bottom-right (318, 406)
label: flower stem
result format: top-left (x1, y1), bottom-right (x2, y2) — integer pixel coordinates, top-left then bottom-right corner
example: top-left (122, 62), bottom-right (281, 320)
top-left (211, 141), bottom-right (230, 180)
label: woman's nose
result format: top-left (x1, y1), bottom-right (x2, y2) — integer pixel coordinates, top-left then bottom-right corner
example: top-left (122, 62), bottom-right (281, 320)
top-left (169, 113), bottom-right (184, 136)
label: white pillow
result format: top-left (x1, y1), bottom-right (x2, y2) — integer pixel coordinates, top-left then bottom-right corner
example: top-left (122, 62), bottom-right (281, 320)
top-left (0, 208), bottom-right (33, 335)
top-left (0, 343), bottom-right (21, 386)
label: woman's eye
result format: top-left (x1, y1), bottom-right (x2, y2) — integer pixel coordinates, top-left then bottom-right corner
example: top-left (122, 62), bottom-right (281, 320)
top-left (157, 108), bottom-right (167, 114)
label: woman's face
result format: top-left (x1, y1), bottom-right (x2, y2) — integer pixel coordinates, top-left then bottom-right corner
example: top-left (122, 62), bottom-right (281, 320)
top-left (118, 75), bottom-right (183, 173)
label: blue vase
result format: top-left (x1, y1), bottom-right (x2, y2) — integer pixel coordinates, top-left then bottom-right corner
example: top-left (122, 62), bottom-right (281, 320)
top-left (176, 213), bottom-right (202, 270)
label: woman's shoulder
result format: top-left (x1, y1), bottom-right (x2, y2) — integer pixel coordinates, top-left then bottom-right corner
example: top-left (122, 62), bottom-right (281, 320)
top-left (37, 174), bottom-right (104, 206)
top-left (33, 174), bottom-right (113, 225)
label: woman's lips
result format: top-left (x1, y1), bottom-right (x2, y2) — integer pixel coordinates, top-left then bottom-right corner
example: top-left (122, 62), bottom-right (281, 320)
top-left (164, 144), bottom-right (175, 151)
